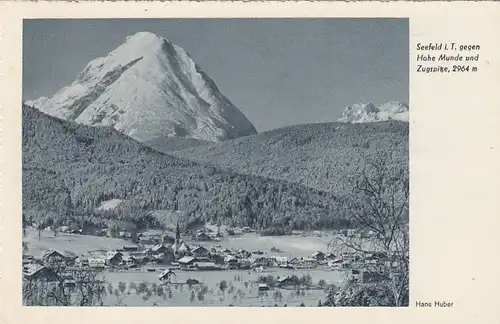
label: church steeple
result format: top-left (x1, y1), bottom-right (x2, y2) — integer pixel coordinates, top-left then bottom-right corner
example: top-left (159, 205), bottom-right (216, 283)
top-left (175, 221), bottom-right (181, 241)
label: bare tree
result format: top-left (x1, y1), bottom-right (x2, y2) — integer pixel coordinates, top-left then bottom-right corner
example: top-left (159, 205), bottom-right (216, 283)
top-left (37, 223), bottom-right (44, 241)
top-left (327, 152), bottom-right (409, 306)
top-left (23, 265), bottom-right (106, 306)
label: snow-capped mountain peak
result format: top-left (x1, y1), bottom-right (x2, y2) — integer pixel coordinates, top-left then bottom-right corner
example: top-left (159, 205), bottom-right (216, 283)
top-left (337, 101), bottom-right (409, 123)
top-left (26, 31), bottom-right (257, 143)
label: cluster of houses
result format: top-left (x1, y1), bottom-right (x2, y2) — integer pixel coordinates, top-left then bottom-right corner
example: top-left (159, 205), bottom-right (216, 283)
top-left (24, 221), bottom-right (398, 289)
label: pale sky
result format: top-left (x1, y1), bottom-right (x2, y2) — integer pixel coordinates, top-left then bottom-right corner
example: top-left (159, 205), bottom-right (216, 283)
top-left (23, 18), bottom-right (408, 132)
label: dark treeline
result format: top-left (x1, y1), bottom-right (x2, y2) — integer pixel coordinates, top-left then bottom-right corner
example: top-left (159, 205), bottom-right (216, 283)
top-left (22, 105), bottom-right (353, 232)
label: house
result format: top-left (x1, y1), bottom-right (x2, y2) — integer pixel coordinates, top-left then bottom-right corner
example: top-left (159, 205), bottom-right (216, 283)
top-left (289, 257), bottom-right (300, 265)
top-left (327, 259), bottom-right (343, 268)
top-left (139, 236), bottom-right (159, 245)
top-left (151, 244), bottom-right (170, 255)
top-left (210, 253), bottom-right (225, 264)
top-left (341, 252), bottom-right (356, 262)
top-left (341, 261), bottom-right (352, 269)
top-left (253, 256), bottom-right (275, 267)
top-left (88, 258), bottom-right (106, 269)
top-left (178, 256), bottom-right (196, 268)
top-left (193, 231), bottom-right (211, 241)
top-left (273, 256), bottom-right (288, 266)
top-left (58, 226), bottom-right (70, 233)
top-left (192, 246), bottom-right (211, 258)
top-left (121, 254), bottom-right (138, 267)
top-left (365, 251), bottom-right (388, 262)
top-left (258, 283), bottom-right (270, 292)
top-left (312, 251), bottom-right (325, 262)
top-left (122, 245), bottom-right (139, 252)
top-left (326, 253), bottom-right (336, 260)
top-left (154, 250), bottom-right (175, 264)
top-left (171, 241), bottom-right (190, 256)
top-left (277, 276), bottom-right (296, 287)
top-left (162, 234), bottom-right (176, 244)
top-left (237, 249), bottom-right (251, 259)
top-left (158, 269), bottom-right (176, 283)
top-left (194, 262), bottom-right (219, 270)
top-left (63, 277), bottom-right (77, 291)
top-left (208, 232), bottom-right (222, 240)
top-left (106, 251), bottom-right (123, 266)
top-left (23, 264), bottom-right (58, 282)
top-left (127, 252), bottom-right (150, 265)
top-left (118, 231), bottom-right (132, 239)
top-left (362, 271), bottom-right (387, 283)
top-left (237, 259), bottom-right (252, 269)
top-left (301, 258), bottom-right (318, 268)
top-left (75, 257), bottom-right (89, 267)
top-left (41, 250), bottom-right (77, 266)
top-left (224, 255), bottom-right (238, 269)
top-left (22, 254), bottom-right (34, 264)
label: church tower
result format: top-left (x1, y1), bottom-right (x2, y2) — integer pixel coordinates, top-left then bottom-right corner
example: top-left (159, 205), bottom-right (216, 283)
top-left (175, 221), bottom-right (181, 241)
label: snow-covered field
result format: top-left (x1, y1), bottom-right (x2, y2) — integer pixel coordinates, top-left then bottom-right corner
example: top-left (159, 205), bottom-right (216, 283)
top-left (100, 268), bottom-right (346, 307)
top-left (24, 229), bottom-right (131, 257)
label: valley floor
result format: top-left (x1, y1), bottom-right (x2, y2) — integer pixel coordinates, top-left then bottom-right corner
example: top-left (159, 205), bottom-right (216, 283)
top-left (23, 228), bottom-right (383, 307)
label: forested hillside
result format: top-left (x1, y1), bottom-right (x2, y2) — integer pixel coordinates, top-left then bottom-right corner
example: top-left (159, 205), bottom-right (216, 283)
top-left (23, 105), bottom-right (354, 233)
top-left (172, 121), bottom-right (409, 194)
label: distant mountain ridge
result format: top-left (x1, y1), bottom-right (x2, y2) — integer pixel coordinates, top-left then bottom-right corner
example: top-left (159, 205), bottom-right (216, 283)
top-left (172, 121), bottom-right (409, 194)
top-left (337, 101), bottom-right (409, 123)
top-left (26, 31), bottom-right (257, 143)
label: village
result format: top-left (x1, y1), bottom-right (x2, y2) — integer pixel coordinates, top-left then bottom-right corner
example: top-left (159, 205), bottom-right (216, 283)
top-left (22, 222), bottom-right (398, 306)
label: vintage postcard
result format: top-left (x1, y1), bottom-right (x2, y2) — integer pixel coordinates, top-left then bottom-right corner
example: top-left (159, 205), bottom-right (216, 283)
top-left (0, 1), bottom-right (499, 324)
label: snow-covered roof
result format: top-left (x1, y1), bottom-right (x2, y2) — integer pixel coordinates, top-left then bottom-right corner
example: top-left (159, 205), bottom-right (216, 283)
top-left (178, 256), bottom-right (195, 264)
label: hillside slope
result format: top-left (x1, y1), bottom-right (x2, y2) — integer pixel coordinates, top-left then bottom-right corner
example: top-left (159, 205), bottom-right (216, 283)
top-left (23, 105), bottom-right (353, 232)
top-left (26, 32), bottom-right (256, 143)
top-left (172, 121), bottom-right (409, 194)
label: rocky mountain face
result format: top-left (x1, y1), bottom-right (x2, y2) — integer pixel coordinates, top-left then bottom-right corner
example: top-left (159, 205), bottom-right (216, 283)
top-left (337, 101), bottom-right (409, 123)
top-left (26, 32), bottom-right (257, 144)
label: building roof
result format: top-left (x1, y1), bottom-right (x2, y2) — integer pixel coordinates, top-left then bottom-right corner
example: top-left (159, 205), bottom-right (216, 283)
top-left (178, 256), bottom-right (195, 264)
top-left (224, 255), bottom-right (237, 262)
top-left (195, 262), bottom-right (216, 268)
top-left (192, 246), bottom-right (209, 252)
top-left (23, 264), bottom-right (45, 277)
top-left (121, 254), bottom-right (137, 262)
top-left (171, 240), bottom-right (190, 253)
top-left (302, 258), bottom-right (317, 262)
top-left (158, 269), bottom-right (176, 279)
top-left (152, 244), bottom-right (170, 252)
top-left (42, 249), bottom-right (78, 260)
top-left (271, 256), bottom-right (288, 262)
top-left (106, 251), bottom-right (123, 259)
